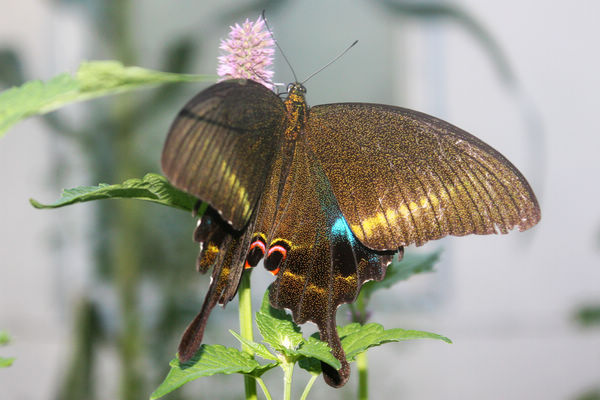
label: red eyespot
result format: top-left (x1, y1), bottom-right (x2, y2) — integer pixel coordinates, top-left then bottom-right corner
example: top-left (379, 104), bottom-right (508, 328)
top-left (264, 241), bottom-right (290, 274)
top-left (249, 240), bottom-right (266, 254)
top-left (267, 245), bottom-right (287, 261)
top-left (244, 236), bottom-right (267, 269)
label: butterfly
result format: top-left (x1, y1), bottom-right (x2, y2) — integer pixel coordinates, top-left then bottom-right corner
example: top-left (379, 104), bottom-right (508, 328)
top-left (161, 78), bottom-right (541, 387)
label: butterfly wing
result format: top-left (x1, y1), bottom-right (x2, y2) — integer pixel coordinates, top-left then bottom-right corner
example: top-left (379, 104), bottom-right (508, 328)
top-left (255, 139), bottom-right (394, 387)
top-left (161, 79), bottom-right (286, 230)
top-left (305, 103), bottom-right (541, 250)
top-left (178, 208), bottom-right (256, 361)
top-left (162, 79), bottom-right (285, 361)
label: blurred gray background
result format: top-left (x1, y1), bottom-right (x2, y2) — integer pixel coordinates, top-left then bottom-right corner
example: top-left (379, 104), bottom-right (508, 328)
top-left (1, 0), bottom-right (599, 399)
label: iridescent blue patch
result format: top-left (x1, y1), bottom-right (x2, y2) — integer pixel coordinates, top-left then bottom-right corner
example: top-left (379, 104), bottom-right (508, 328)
top-left (331, 216), bottom-right (355, 246)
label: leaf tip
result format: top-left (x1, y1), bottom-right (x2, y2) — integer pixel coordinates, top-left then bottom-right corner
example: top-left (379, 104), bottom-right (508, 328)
top-left (29, 198), bottom-right (45, 209)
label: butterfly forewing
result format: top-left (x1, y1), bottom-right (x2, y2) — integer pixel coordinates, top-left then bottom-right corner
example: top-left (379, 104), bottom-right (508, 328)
top-left (161, 79), bottom-right (287, 230)
top-left (305, 103), bottom-right (541, 250)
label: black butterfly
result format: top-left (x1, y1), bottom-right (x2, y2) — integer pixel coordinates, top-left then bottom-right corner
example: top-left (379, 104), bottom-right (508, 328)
top-left (161, 79), bottom-right (540, 387)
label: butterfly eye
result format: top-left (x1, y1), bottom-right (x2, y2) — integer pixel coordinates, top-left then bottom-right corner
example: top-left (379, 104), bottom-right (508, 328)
top-left (287, 83), bottom-right (294, 93)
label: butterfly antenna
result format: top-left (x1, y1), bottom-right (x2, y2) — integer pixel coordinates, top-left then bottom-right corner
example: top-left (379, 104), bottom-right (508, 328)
top-left (301, 40), bottom-right (358, 85)
top-left (249, 65), bottom-right (274, 87)
top-left (262, 10), bottom-right (298, 83)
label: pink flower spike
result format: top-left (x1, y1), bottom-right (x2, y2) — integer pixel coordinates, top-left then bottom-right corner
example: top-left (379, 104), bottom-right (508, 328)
top-left (217, 16), bottom-right (276, 90)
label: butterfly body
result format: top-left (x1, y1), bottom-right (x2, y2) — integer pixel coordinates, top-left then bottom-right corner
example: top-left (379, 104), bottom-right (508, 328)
top-left (161, 79), bottom-right (540, 387)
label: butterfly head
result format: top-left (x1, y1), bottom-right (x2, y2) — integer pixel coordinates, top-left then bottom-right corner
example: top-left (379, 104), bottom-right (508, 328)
top-left (286, 82), bottom-right (307, 104)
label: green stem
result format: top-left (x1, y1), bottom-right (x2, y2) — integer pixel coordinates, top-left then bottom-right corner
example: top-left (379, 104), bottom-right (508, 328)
top-left (282, 360), bottom-right (294, 400)
top-left (299, 374), bottom-right (319, 400)
top-left (255, 377), bottom-right (273, 400)
top-left (357, 351), bottom-right (368, 400)
top-left (355, 293), bottom-right (368, 324)
top-left (107, 1), bottom-right (145, 399)
top-left (238, 271), bottom-right (257, 400)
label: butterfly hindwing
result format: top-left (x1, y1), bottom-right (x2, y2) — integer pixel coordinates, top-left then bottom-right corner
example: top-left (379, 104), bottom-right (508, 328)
top-left (161, 79), bottom-right (287, 230)
top-left (305, 103), bottom-right (541, 250)
top-left (178, 207), bottom-right (257, 362)
top-left (253, 140), bottom-right (394, 387)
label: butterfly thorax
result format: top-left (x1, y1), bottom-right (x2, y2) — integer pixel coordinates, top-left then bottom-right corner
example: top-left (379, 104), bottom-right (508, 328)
top-left (283, 82), bottom-right (308, 141)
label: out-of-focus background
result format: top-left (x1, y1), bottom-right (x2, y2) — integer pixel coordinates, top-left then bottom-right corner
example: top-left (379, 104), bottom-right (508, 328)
top-left (1, 0), bottom-right (599, 399)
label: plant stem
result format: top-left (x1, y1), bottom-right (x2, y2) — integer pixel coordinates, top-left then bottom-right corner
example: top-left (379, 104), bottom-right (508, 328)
top-left (354, 292), bottom-right (368, 324)
top-left (282, 360), bottom-right (294, 400)
top-left (357, 351), bottom-right (368, 400)
top-left (255, 377), bottom-right (273, 400)
top-left (238, 270), bottom-right (257, 400)
top-left (299, 374), bottom-right (319, 400)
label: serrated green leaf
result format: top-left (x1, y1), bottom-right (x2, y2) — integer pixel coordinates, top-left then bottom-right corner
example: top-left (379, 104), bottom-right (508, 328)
top-left (296, 336), bottom-right (340, 370)
top-left (30, 173), bottom-right (201, 212)
top-left (337, 323), bottom-right (363, 338)
top-left (256, 290), bottom-right (303, 353)
top-left (259, 287), bottom-right (294, 322)
top-left (0, 60), bottom-right (214, 136)
top-left (247, 361), bottom-right (279, 378)
top-left (0, 357), bottom-right (15, 368)
top-left (298, 357), bottom-right (322, 374)
top-left (151, 344), bottom-right (269, 399)
top-left (0, 331), bottom-right (10, 346)
top-left (229, 330), bottom-right (278, 361)
top-left (341, 323), bottom-right (451, 362)
top-left (360, 250), bottom-right (441, 301)
top-left (256, 311), bottom-right (303, 354)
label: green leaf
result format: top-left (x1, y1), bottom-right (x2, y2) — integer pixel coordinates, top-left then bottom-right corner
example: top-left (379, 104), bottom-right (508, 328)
top-left (337, 323), bottom-right (362, 338)
top-left (229, 330), bottom-right (278, 361)
top-left (150, 344), bottom-right (274, 400)
top-left (256, 311), bottom-right (303, 354)
top-left (296, 336), bottom-right (340, 370)
top-left (30, 173), bottom-right (200, 212)
top-left (576, 388), bottom-right (600, 400)
top-left (0, 331), bottom-right (13, 368)
top-left (340, 323), bottom-right (452, 362)
top-left (0, 331), bottom-right (10, 346)
top-left (298, 357), bottom-right (322, 375)
top-left (256, 291), bottom-right (303, 353)
top-left (0, 60), bottom-right (214, 136)
top-left (246, 362), bottom-right (279, 378)
top-left (360, 250), bottom-right (441, 301)
top-left (575, 305), bottom-right (600, 327)
top-left (0, 357), bottom-right (15, 368)
top-left (259, 287), bottom-right (294, 322)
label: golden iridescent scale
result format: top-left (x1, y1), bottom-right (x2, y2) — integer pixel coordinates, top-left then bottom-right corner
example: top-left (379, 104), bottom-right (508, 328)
top-left (161, 79), bottom-right (540, 387)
